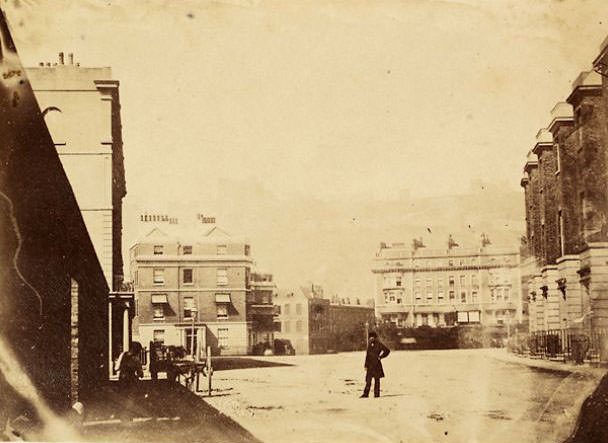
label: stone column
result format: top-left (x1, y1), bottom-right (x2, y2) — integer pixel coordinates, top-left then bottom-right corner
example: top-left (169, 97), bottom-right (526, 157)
top-left (122, 304), bottom-right (130, 354)
top-left (108, 301), bottom-right (113, 378)
top-left (543, 266), bottom-right (561, 330)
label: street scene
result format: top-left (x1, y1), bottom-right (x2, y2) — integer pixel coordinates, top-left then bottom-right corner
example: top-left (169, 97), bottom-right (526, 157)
top-left (206, 350), bottom-right (603, 443)
top-left (3, 0), bottom-right (608, 442)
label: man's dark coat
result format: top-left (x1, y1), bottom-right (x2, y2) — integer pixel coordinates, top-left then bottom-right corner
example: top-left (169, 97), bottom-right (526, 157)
top-left (364, 340), bottom-right (390, 378)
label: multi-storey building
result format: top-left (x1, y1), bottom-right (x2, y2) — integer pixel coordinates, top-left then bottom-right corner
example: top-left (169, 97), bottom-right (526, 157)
top-left (274, 286), bottom-right (331, 354)
top-left (25, 53), bottom-right (132, 372)
top-left (1, 26), bottom-right (109, 411)
top-left (249, 271), bottom-right (277, 349)
top-left (521, 36), bottom-right (608, 337)
top-left (372, 242), bottom-right (522, 328)
top-left (26, 53), bottom-right (127, 291)
top-left (130, 226), bottom-right (255, 356)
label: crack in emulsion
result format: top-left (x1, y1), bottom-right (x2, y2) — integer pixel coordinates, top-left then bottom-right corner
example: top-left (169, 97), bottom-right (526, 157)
top-left (0, 189), bottom-right (43, 316)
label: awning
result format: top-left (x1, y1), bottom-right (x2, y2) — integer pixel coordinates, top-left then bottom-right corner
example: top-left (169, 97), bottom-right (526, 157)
top-left (215, 293), bottom-right (231, 303)
top-left (151, 294), bottom-right (168, 304)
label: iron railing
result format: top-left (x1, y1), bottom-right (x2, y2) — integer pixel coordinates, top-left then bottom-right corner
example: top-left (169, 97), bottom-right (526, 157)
top-left (520, 328), bottom-right (608, 365)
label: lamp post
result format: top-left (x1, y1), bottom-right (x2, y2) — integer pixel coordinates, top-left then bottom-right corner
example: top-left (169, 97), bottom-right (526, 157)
top-left (190, 307), bottom-right (198, 361)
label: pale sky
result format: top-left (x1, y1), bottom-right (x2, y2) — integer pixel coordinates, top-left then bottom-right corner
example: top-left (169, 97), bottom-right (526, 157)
top-left (4, 0), bottom-right (608, 298)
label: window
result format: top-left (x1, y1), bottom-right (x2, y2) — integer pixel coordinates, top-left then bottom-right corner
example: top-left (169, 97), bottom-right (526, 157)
top-left (218, 328), bottom-right (229, 348)
top-left (471, 290), bottom-right (478, 303)
top-left (491, 289), bottom-right (496, 303)
top-left (153, 304), bottom-right (164, 320)
top-left (183, 245), bottom-right (192, 255)
top-left (459, 275), bottom-right (466, 288)
top-left (284, 321), bottom-right (291, 333)
top-left (395, 275), bottom-right (402, 287)
top-left (183, 296), bottom-right (194, 318)
top-left (153, 268), bottom-right (165, 284)
top-left (383, 275), bottom-right (394, 288)
top-left (422, 314), bottom-right (429, 326)
top-left (496, 288), bottom-right (503, 301)
top-left (217, 245), bottom-right (227, 255)
top-left (415, 292), bottom-right (422, 302)
top-left (296, 304), bottom-right (303, 315)
top-left (556, 143), bottom-right (561, 173)
top-left (437, 278), bottom-right (444, 291)
top-left (284, 304), bottom-right (290, 315)
top-left (183, 269), bottom-right (193, 284)
top-left (504, 287), bottom-right (510, 301)
top-left (438, 291), bottom-right (445, 301)
top-left (471, 274), bottom-right (479, 289)
top-left (217, 269), bottom-right (228, 286)
top-left (449, 290), bottom-right (455, 301)
top-left (449, 259), bottom-right (454, 267)
top-left (153, 330), bottom-right (165, 344)
top-left (244, 245), bottom-right (251, 256)
top-left (448, 276), bottom-right (455, 287)
top-left (460, 291), bottom-right (467, 304)
top-left (217, 303), bottom-right (228, 319)
top-left (154, 245), bottom-right (163, 255)
top-left (274, 321), bottom-right (282, 332)
top-left (185, 329), bottom-right (197, 354)
top-left (296, 320), bottom-right (303, 332)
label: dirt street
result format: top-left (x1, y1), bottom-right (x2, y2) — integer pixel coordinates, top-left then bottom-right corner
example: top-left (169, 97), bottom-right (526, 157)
top-left (205, 349), bottom-right (602, 443)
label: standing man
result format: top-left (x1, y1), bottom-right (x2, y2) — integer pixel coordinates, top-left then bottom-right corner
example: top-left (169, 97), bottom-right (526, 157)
top-left (361, 331), bottom-right (390, 398)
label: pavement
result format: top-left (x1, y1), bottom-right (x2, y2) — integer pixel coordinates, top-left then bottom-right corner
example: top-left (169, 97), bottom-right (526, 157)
top-left (79, 380), bottom-right (260, 443)
top-left (204, 348), bottom-right (605, 443)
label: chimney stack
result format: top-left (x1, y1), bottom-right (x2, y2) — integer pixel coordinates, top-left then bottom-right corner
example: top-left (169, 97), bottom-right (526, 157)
top-left (68, 53), bottom-right (74, 65)
top-left (58, 52), bottom-right (64, 65)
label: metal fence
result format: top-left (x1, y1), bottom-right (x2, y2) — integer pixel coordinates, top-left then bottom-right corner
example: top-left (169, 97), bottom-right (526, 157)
top-left (523, 328), bottom-right (608, 365)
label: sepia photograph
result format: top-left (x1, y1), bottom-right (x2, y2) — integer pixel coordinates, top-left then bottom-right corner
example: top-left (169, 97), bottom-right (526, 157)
top-left (2, 0), bottom-right (608, 441)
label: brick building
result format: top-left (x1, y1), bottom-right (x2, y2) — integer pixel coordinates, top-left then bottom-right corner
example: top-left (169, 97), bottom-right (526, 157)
top-left (372, 241), bottom-right (522, 328)
top-left (25, 53), bottom-right (133, 369)
top-left (26, 53), bottom-right (127, 292)
top-left (520, 36), bottom-right (608, 338)
top-left (130, 226), bottom-right (260, 356)
top-left (274, 286), bottom-right (331, 354)
top-left (0, 14), bottom-right (109, 413)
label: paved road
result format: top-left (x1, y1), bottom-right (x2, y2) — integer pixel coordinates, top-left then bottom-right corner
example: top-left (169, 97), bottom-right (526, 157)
top-left (205, 349), bottom-right (601, 443)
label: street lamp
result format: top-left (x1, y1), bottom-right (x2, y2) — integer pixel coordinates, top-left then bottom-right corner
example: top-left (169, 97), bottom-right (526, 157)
top-left (190, 307), bottom-right (198, 361)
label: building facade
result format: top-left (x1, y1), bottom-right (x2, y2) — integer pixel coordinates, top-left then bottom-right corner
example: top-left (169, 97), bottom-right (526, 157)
top-left (26, 53), bottom-right (127, 292)
top-left (0, 21), bottom-right (109, 412)
top-left (274, 286), bottom-right (331, 354)
top-left (249, 272), bottom-right (277, 350)
top-left (25, 53), bottom-right (132, 370)
top-left (521, 37), bottom-right (608, 338)
top-left (372, 243), bottom-right (522, 328)
top-left (130, 226), bottom-right (255, 356)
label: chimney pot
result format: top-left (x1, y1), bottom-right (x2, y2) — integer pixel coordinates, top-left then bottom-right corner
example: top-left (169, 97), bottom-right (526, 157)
top-left (38, 62), bottom-right (44, 66)
top-left (68, 53), bottom-right (74, 65)
top-left (46, 62), bottom-right (51, 67)
top-left (58, 52), bottom-right (64, 64)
